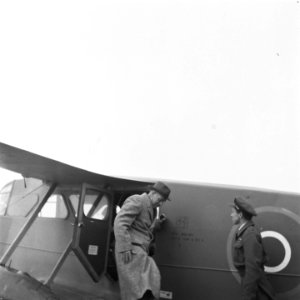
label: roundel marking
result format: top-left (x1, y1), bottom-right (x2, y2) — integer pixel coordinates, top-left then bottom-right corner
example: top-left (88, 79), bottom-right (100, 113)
top-left (261, 230), bottom-right (291, 273)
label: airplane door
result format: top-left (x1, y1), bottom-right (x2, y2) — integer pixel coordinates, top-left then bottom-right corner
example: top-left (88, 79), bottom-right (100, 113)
top-left (73, 183), bottom-right (113, 281)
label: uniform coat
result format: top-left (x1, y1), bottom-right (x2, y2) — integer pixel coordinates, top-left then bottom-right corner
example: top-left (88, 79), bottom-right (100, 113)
top-left (114, 193), bottom-right (161, 300)
top-left (233, 221), bottom-right (276, 300)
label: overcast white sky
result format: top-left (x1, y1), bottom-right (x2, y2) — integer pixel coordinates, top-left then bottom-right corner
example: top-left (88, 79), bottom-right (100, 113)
top-left (0, 1), bottom-right (299, 193)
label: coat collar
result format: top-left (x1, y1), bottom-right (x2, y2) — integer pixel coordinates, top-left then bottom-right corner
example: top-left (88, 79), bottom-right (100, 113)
top-left (144, 193), bottom-right (153, 209)
top-left (145, 193), bottom-right (156, 220)
top-left (236, 220), bottom-right (254, 238)
top-left (142, 193), bottom-right (155, 220)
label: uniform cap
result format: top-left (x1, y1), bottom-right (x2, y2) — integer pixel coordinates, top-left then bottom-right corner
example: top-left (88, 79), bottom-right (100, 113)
top-left (149, 181), bottom-right (171, 201)
top-left (232, 196), bottom-right (257, 216)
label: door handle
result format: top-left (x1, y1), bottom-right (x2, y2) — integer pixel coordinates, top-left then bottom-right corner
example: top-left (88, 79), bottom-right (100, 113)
top-left (71, 222), bottom-right (84, 227)
top-left (78, 222), bottom-right (84, 228)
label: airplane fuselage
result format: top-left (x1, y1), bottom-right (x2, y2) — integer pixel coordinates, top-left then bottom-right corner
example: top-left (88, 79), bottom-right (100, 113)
top-left (0, 178), bottom-right (299, 300)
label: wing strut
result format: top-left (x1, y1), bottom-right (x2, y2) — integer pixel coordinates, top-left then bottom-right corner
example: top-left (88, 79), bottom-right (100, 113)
top-left (0, 183), bottom-right (57, 265)
top-left (45, 240), bottom-right (73, 285)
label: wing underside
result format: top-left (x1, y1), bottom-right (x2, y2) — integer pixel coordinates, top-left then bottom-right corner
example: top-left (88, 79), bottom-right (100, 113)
top-left (0, 142), bottom-right (148, 188)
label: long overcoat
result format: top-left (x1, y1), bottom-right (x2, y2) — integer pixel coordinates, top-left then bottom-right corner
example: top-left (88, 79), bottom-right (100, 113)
top-left (233, 221), bottom-right (276, 300)
top-left (114, 193), bottom-right (160, 300)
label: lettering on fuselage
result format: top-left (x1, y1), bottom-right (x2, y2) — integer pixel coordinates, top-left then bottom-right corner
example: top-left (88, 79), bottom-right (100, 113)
top-left (175, 216), bottom-right (189, 229)
top-left (171, 216), bottom-right (202, 246)
top-left (170, 231), bottom-right (202, 243)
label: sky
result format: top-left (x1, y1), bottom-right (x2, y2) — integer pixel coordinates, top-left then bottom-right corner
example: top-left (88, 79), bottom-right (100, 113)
top-left (0, 1), bottom-right (299, 193)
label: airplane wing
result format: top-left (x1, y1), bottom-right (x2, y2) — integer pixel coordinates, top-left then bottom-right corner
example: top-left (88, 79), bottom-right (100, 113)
top-left (0, 141), bottom-right (149, 188)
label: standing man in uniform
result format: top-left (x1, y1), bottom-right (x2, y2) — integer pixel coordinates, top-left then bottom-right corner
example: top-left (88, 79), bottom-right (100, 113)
top-left (230, 196), bottom-right (276, 300)
top-left (114, 181), bottom-right (171, 300)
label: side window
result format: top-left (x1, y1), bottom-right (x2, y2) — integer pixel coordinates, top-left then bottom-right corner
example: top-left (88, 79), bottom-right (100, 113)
top-left (7, 194), bottom-right (39, 217)
top-left (83, 191), bottom-right (109, 221)
top-left (39, 194), bottom-right (68, 218)
top-left (0, 182), bottom-right (13, 216)
top-left (0, 179), bottom-right (67, 218)
top-left (69, 191), bottom-right (110, 220)
top-left (6, 179), bottom-right (50, 217)
top-left (69, 194), bottom-right (80, 216)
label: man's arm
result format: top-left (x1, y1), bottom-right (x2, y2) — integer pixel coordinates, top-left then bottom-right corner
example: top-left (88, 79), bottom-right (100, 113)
top-left (152, 213), bottom-right (167, 232)
top-left (242, 228), bottom-right (264, 300)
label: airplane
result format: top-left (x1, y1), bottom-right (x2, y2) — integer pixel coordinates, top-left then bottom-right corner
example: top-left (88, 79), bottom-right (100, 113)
top-left (0, 141), bottom-right (299, 300)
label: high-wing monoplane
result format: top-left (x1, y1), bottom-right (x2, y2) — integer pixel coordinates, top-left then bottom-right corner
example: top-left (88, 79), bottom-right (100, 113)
top-left (0, 141), bottom-right (299, 300)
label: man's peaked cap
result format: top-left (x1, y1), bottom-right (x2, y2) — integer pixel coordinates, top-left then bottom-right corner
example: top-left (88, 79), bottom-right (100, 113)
top-left (232, 196), bottom-right (257, 216)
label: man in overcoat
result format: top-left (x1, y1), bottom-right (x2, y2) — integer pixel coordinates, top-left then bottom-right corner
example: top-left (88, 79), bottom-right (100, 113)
top-left (114, 181), bottom-right (171, 300)
top-left (230, 196), bottom-right (276, 300)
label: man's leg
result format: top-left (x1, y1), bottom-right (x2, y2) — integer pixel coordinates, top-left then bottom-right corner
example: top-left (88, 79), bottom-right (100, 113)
top-left (138, 290), bottom-right (154, 300)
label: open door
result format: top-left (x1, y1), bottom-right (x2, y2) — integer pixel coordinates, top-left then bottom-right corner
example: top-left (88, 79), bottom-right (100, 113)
top-left (73, 183), bottom-right (113, 281)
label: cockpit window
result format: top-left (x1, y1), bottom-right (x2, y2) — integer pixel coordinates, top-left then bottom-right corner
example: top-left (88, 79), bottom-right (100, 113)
top-left (38, 194), bottom-right (68, 218)
top-left (69, 191), bottom-right (110, 220)
top-left (0, 178), bottom-right (65, 218)
top-left (69, 194), bottom-right (80, 216)
top-left (6, 179), bottom-right (44, 217)
top-left (83, 190), bottom-right (109, 220)
top-left (7, 194), bottom-right (39, 217)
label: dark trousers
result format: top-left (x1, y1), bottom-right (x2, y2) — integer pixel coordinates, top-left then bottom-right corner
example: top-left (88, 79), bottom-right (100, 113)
top-left (239, 271), bottom-right (276, 300)
top-left (138, 290), bottom-right (155, 300)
